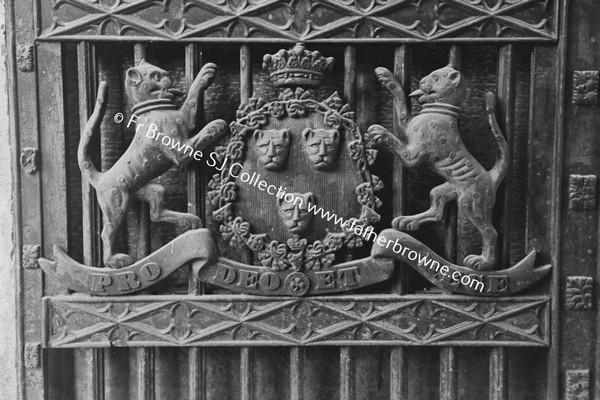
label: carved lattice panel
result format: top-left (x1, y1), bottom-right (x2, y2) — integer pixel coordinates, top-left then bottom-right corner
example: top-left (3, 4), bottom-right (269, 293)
top-left (41, 0), bottom-right (557, 42)
top-left (45, 295), bottom-right (550, 347)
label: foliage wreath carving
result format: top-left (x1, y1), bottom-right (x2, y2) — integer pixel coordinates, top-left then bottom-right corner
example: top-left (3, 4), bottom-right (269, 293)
top-left (208, 88), bottom-right (383, 271)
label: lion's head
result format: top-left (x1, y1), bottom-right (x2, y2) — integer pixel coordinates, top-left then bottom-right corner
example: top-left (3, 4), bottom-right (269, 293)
top-left (125, 60), bottom-right (182, 104)
top-left (410, 66), bottom-right (467, 106)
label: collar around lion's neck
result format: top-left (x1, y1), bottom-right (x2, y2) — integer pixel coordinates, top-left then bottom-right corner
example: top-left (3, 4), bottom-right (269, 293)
top-left (419, 103), bottom-right (460, 118)
top-left (131, 98), bottom-right (177, 116)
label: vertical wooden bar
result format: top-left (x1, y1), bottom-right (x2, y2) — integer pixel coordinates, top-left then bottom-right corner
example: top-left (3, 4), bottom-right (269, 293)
top-left (439, 348), bottom-right (457, 400)
top-left (38, 41), bottom-right (71, 399)
top-left (132, 43), bottom-right (155, 400)
top-left (390, 45), bottom-right (410, 400)
top-left (487, 44), bottom-right (515, 400)
top-left (240, 45), bottom-right (252, 104)
top-left (528, 44), bottom-right (562, 400)
top-left (239, 45), bottom-right (255, 400)
top-left (5, 0), bottom-right (25, 397)
top-left (489, 348), bottom-right (508, 400)
top-left (552, 2), bottom-right (568, 399)
top-left (240, 347), bottom-right (253, 400)
top-left (340, 347), bottom-right (354, 400)
top-left (390, 349), bottom-right (408, 400)
top-left (444, 45), bottom-right (460, 263)
top-left (137, 348), bottom-right (155, 400)
top-left (189, 348), bottom-right (206, 400)
top-left (391, 45), bottom-right (410, 293)
top-left (133, 43), bottom-right (151, 257)
top-left (498, 44), bottom-right (515, 270)
top-left (344, 46), bottom-right (356, 108)
top-left (549, 1), bottom-right (568, 397)
top-left (290, 347), bottom-right (304, 400)
top-left (78, 42), bottom-right (101, 267)
top-left (13, 0), bottom-right (47, 394)
top-left (339, 45), bottom-right (357, 400)
top-left (185, 43), bottom-right (207, 400)
top-left (239, 45), bottom-right (253, 265)
top-left (438, 45), bottom-right (460, 400)
top-left (77, 41), bottom-right (105, 400)
top-left (186, 43), bottom-right (205, 295)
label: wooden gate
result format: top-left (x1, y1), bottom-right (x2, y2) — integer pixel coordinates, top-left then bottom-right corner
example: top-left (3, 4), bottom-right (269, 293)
top-left (9, 0), bottom-right (590, 399)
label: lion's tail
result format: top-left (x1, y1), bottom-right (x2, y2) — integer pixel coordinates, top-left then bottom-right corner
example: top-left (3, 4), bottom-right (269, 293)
top-left (78, 82), bottom-right (108, 187)
top-left (485, 92), bottom-right (509, 188)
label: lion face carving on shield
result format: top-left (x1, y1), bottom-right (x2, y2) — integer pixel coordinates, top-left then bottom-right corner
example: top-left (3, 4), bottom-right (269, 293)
top-left (254, 129), bottom-right (291, 171)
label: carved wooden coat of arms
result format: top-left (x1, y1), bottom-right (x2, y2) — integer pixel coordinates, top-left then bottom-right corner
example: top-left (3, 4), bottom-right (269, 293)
top-left (39, 43), bottom-right (551, 297)
top-left (199, 43), bottom-right (393, 295)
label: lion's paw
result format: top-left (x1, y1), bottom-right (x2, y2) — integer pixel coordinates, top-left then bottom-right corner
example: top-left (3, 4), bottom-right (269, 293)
top-left (198, 63), bottom-right (218, 90)
top-left (367, 124), bottom-right (389, 144)
top-left (374, 67), bottom-right (394, 85)
top-left (463, 254), bottom-right (492, 271)
top-left (207, 119), bottom-right (228, 137)
top-left (179, 215), bottom-right (202, 230)
top-left (392, 216), bottom-right (421, 231)
top-left (106, 253), bottom-right (132, 269)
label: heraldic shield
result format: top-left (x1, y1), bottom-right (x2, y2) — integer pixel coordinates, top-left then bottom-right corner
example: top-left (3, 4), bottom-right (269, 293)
top-left (201, 44), bottom-right (393, 296)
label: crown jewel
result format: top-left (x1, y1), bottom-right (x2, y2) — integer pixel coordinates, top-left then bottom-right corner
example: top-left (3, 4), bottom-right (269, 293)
top-left (262, 43), bottom-right (334, 89)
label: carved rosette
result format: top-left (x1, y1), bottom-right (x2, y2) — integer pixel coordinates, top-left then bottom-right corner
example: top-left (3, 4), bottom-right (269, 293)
top-left (566, 276), bottom-right (593, 310)
top-left (209, 87), bottom-right (382, 273)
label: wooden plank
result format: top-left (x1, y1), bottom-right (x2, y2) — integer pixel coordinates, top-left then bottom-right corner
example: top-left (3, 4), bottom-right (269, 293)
top-left (528, 42), bottom-right (564, 400)
top-left (5, 0), bottom-right (26, 397)
top-left (340, 347), bottom-right (354, 400)
top-left (10, 0), bottom-right (47, 398)
top-left (290, 347), bottom-right (304, 400)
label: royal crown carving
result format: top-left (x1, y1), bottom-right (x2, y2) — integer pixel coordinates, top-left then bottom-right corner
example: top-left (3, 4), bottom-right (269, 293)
top-left (262, 43), bottom-right (334, 88)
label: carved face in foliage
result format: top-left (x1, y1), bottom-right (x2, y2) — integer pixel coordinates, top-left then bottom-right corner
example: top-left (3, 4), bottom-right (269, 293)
top-left (254, 129), bottom-right (291, 171)
top-left (303, 128), bottom-right (341, 171)
top-left (409, 65), bottom-right (467, 106)
top-left (125, 60), bottom-right (181, 104)
top-left (277, 192), bottom-right (315, 235)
